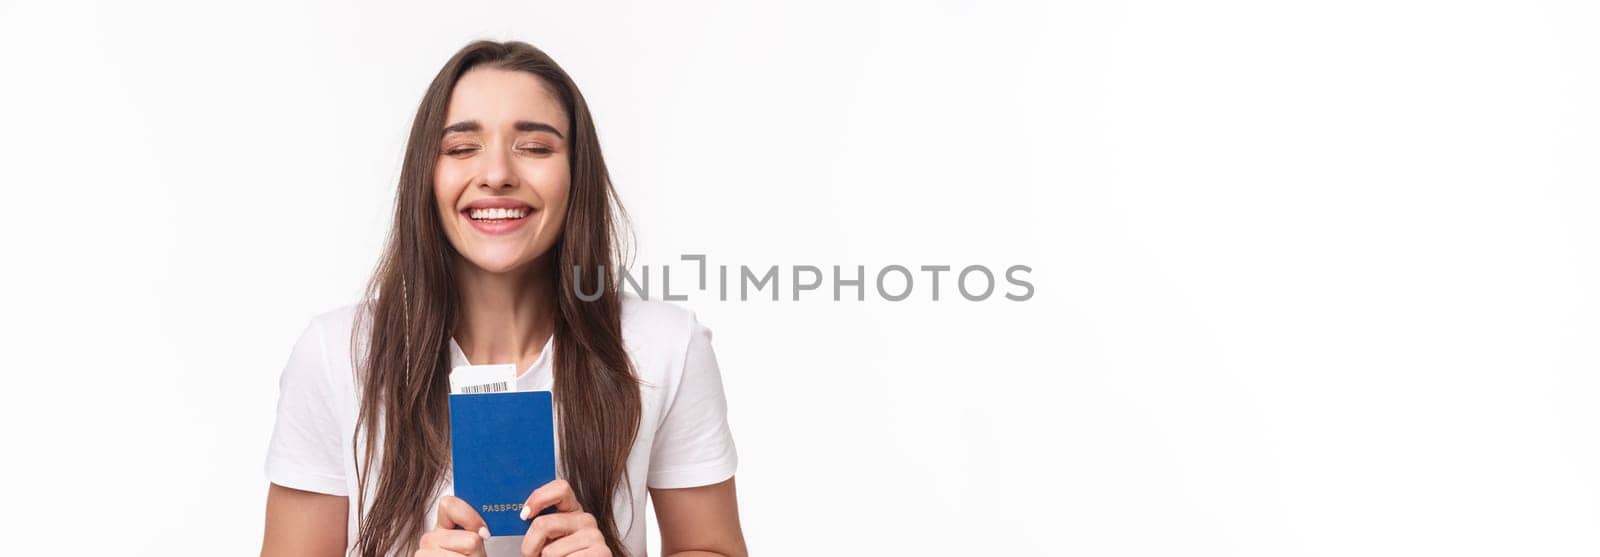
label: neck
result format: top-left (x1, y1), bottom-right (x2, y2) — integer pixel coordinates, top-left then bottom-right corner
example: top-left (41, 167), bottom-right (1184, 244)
top-left (452, 256), bottom-right (557, 371)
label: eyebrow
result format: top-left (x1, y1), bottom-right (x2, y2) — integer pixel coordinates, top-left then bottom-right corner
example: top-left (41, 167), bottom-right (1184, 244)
top-left (513, 120), bottom-right (563, 138)
top-left (442, 120), bottom-right (564, 138)
top-left (442, 121), bottom-right (480, 134)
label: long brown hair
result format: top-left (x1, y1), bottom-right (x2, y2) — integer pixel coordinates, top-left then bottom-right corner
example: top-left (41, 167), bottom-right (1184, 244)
top-left (351, 40), bottom-right (641, 556)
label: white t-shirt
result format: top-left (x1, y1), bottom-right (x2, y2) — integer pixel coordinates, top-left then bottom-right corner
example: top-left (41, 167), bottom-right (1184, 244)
top-left (265, 296), bottom-right (738, 557)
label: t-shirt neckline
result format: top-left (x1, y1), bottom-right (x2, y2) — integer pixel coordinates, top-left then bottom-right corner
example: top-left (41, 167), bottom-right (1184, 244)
top-left (446, 334), bottom-right (555, 388)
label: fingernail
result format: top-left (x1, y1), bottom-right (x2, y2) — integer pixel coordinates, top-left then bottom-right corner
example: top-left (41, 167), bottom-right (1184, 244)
top-left (520, 504), bottom-right (532, 520)
top-left (479, 526), bottom-right (491, 539)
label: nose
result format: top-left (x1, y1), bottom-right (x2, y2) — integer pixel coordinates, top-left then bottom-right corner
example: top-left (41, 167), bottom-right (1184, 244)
top-left (478, 145), bottom-right (518, 191)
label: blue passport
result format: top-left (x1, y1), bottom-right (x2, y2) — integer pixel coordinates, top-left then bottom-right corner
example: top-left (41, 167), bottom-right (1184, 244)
top-left (448, 390), bottom-right (558, 537)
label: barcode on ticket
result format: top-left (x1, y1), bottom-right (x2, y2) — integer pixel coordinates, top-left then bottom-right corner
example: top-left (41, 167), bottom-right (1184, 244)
top-left (461, 382), bottom-right (509, 394)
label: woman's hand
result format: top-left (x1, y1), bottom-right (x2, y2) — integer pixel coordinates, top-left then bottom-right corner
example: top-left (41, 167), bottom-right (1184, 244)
top-left (520, 479), bottom-right (611, 557)
top-left (416, 495), bottom-right (491, 557)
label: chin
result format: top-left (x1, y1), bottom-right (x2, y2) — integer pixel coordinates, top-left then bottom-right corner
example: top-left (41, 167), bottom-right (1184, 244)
top-left (462, 250), bottom-right (538, 275)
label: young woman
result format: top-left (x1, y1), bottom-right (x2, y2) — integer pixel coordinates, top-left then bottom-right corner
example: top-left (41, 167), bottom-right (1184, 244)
top-left (260, 41), bottom-right (746, 557)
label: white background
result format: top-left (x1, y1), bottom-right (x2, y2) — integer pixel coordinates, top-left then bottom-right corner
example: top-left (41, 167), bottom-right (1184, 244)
top-left (1, 1), bottom-right (1597, 555)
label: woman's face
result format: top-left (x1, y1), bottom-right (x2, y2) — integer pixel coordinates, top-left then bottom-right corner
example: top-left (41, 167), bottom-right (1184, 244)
top-left (434, 67), bottom-right (571, 275)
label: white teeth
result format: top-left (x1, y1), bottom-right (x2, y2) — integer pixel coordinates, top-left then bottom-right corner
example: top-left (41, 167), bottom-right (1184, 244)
top-left (469, 207), bottom-right (528, 220)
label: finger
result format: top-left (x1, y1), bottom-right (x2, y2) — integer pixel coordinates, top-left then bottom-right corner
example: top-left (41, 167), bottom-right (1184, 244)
top-left (420, 527), bottom-right (488, 554)
top-left (520, 512), bottom-right (598, 556)
top-left (538, 527), bottom-right (606, 557)
top-left (565, 547), bottom-right (613, 557)
top-left (413, 550), bottom-right (467, 557)
top-left (521, 479), bottom-right (583, 519)
top-left (436, 495), bottom-right (491, 536)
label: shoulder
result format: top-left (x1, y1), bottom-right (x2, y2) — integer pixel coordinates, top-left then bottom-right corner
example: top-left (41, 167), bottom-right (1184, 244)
top-left (282, 302), bottom-right (369, 386)
top-left (307, 302), bottom-right (366, 340)
top-left (303, 303), bottom-right (367, 361)
top-left (618, 294), bottom-right (711, 382)
top-left (620, 294), bottom-right (700, 338)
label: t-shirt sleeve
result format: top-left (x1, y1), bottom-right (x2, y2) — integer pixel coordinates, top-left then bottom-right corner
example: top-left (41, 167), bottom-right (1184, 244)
top-left (647, 314), bottom-right (739, 489)
top-left (264, 319), bottom-right (349, 496)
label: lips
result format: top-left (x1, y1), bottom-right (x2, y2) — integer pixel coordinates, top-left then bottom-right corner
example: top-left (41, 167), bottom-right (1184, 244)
top-left (460, 198), bottom-right (535, 235)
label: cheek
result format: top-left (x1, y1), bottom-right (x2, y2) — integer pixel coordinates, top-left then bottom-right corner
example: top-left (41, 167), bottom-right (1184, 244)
top-left (435, 160), bottom-right (470, 193)
top-left (433, 164), bottom-right (467, 209)
top-left (533, 167), bottom-right (572, 230)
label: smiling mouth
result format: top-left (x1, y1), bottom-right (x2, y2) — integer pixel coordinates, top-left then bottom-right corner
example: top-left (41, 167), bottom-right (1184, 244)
top-left (460, 202), bottom-right (535, 235)
top-left (465, 207), bottom-right (530, 221)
